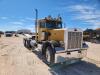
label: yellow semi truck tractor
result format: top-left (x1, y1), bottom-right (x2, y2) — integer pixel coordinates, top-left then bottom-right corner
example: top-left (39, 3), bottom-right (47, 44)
top-left (23, 16), bottom-right (88, 65)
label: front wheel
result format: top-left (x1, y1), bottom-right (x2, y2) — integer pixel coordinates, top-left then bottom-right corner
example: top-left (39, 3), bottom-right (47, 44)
top-left (45, 46), bottom-right (55, 65)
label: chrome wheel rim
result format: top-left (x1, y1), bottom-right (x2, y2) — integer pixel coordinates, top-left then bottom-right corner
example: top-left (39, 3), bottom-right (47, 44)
top-left (46, 48), bottom-right (50, 62)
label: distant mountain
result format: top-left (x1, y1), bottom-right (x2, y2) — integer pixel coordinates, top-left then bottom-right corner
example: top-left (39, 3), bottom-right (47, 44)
top-left (96, 28), bottom-right (100, 31)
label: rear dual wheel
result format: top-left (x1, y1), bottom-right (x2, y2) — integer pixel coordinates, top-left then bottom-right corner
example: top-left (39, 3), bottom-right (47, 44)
top-left (23, 39), bottom-right (27, 47)
top-left (23, 39), bottom-right (31, 49)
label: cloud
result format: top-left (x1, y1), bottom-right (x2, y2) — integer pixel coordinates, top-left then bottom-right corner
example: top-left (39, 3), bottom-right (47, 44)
top-left (67, 5), bottom-right (100, 29)
top-left (0, 23), bottom-right (23, 31)
top-left (0, 20), bottom-right (35, 31)
top-left (25, 17), bottom-right (35, 21)
top-left (25, 24), bottom-right (35, 32)
top-left (9, 21), bottom-right (24, 25)
top-left (0, 17), bottom-right (8, 20)
top-left (0, 16), bottom-right (35, 31)
top-left (68, 5), bottom-right (94, 13)
top-left (73, 5), bottom-right (100, 24)
top-left (19, 17), bottom-right (35, 23)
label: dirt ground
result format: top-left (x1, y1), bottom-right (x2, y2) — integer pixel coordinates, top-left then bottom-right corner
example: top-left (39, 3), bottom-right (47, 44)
top-left (0, 36), bottom-right (100, 75)
top-left (0, 37), bottom-right (51, 75)
top-left (86, 42), bottom-right (100, 62)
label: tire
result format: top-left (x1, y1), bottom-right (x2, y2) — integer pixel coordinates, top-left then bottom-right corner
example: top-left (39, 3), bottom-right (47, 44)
top-left (26, 39), bottom-right (32, 49)
top-left (23, 39), bottom-right (26, 47)
top-left (45, 46), bottom-right (55, 65)
top-left (26, 40), bottom-right (28, 48)
top-left (23, 39), bottom-right (31, 49)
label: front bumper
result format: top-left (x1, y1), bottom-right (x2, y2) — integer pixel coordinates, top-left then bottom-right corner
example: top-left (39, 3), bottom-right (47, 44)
top-left (55, 49), bottom-right (87, 63)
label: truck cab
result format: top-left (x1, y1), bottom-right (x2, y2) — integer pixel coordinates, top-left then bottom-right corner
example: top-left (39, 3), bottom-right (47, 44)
top-left (23, 16), bottom-right (88, 65)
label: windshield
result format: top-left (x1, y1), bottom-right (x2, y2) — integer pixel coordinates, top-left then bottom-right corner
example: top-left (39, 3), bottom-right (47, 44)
top-left (39, 21), bottom-right (62, 29)
top-left (46, 22), bottom-right (62, 29)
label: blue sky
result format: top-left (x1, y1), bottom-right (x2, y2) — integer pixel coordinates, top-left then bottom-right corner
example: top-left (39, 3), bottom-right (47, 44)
top-left (0, 0), bottom-right (100, 32)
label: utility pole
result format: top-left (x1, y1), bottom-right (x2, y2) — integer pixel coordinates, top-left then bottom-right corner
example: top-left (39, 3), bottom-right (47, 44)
top-left (35, 9), bottom-right (38, 41)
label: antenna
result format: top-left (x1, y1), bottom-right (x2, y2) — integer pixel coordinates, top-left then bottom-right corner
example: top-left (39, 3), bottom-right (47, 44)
top-left (64, 23), bottom-right (66, 28)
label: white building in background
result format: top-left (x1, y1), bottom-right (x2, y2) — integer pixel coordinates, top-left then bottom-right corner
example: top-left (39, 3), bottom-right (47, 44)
top-left (17, 29), bottom-right (32, 34)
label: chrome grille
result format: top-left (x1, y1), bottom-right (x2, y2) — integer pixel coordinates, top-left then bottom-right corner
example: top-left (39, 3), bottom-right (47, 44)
top-left (67, 32), bottom-right (82, 49)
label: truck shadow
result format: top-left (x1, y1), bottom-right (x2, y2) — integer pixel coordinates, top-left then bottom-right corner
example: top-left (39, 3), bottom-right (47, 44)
top-left (32, 50), bottom-right (45, 61)
top-left (49, 61), bottom-right (100, 75)
top-left (32, 50), bottom-right (100, 75)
